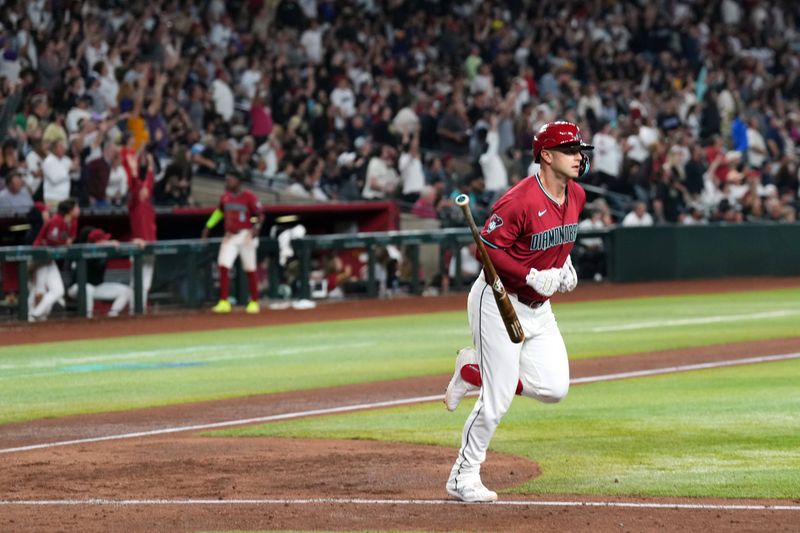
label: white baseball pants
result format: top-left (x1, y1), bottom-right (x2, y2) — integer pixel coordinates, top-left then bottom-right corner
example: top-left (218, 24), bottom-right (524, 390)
top-left (68, 282), bottom-right (133, 318)
top-left (29, 261), bottom-right (65, 320)
top-left (129, 255), bottom-right (155, 311)
top-left (454, 274), bottom-right (570, 476)
top-left (218, 230), bottom-right (259, 271)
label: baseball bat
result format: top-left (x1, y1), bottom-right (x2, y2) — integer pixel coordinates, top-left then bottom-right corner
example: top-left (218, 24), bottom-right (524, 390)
top-left (455, 194), bottom-right (525, 344)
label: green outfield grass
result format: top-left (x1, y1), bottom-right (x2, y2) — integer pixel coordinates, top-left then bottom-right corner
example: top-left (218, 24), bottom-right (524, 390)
top-left (0, 287), bottom-right (798, 425)
top-left (213, 358), bottom-right (800, 499)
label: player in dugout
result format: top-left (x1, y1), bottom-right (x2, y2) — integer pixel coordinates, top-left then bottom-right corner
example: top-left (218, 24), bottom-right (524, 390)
top-left (201, 169), bottom-right (265, 313)
top-left (67, 226), bottom-right (133, 319)
top-left (443, 121), bottom-right (592, 502)
top-left (29, 198), bottom-right (79, 321)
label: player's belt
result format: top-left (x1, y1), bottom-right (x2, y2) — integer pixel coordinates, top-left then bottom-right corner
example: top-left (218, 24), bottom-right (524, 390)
top-left (512, 294), bottom-right (546, 309)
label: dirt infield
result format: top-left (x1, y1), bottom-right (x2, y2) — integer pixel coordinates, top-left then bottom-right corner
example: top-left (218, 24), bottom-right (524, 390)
top-left (2, 277), bottom-right (800, 531)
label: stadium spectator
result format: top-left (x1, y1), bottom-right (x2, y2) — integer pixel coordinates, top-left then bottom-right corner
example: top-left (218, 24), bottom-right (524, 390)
top-left (478, 114), bottom-right (509, 196)
top-left (362, 144), bottom-right (400, 200)
top-left (42, 139), bottom-right (78, 208)
top-left (621, 201), bottom-right (655, 227)
top-left (575, 207), bottom-right (609, 281)
top-left (105, 146), bottom-right (128, 207)
top-left (0, 0), bottom-right (796, 226)
top-left (0, 170), bottom-right (33, 215)
top-left (590, 122), bottom-right (623, 189)
top-left (399, 128), bottom-right (425, 205)
top-left (24, 134), bottom-right (47, 201)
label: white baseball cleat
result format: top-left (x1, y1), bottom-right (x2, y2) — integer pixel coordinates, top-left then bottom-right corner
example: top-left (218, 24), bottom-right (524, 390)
top-left (446, 476), bottom-right (498, 503)
top-left (444, 347), bottom-right (478, 411)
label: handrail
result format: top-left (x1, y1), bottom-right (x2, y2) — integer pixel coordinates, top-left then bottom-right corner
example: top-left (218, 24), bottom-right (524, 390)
top-left (1, 228), bottom-right (613, 321)
top-left (0, 238), bottom-right (282, 321)
top-left (289, 227), bottom-right (612, 298)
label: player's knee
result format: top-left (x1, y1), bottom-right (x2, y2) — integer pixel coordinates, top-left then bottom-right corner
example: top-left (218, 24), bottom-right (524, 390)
top-left (521, 377), bottom-right (569, 403)
top-left (483, 408), bottom-right (508, 428)
top-left (52, 284), bottom-right (65, 299)
top-left (537, 381), bottom-right (569, 403)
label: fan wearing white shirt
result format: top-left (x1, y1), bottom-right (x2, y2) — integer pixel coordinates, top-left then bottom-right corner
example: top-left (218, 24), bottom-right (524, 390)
top-left (399, 128), bottom-right (426, 204)
top-left (42, 140), bottom-right (78, 208)
top-left (24, 136), bottom-right (47, 199)
top-left (330, 77), bottom-right (356, 130)
top-left (478, 114), bottom-right (509, 194)
top-left (211, 72), bottom-right (235, 122)
top-left (65, 95), bottom-right (93, 134)
top-left (621, 201), bottom-right (655, 227)
top-left (362, 145), bottom-right (400, 200)
top-left (94, 61), bottom-right (119, 110)
top-left (591, 123), bottom-right (623, 186)
top-left (300, 19), bottom-right (324, 65)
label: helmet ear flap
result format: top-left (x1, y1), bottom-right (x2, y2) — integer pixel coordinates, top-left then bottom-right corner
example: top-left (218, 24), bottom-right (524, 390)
top-left (579, 153), bottom-right (590, 177)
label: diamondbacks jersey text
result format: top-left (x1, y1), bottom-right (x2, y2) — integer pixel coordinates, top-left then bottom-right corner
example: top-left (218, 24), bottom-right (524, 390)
top-left (480, 174), bottom-right (586, 302)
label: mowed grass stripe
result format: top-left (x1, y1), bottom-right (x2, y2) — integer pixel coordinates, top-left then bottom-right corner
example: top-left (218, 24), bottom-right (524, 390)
top-left (5, 353), bottom-right (797, 455)
top-left (0, 287), bottom-right (798, 424)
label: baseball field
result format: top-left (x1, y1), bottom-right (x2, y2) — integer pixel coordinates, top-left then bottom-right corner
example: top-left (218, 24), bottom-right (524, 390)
top-left (1, 277), bottom-right (799, 531)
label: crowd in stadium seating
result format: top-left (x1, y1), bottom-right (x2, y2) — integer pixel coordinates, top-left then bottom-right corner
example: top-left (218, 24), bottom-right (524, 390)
top-left (0, 0), bottom-right (798, 228)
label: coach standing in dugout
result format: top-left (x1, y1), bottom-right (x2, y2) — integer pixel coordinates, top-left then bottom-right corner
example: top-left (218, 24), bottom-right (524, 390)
top-left (124, 145), bottom-right (157, 312)
top-left (202, 170), bottom-right (264, 314)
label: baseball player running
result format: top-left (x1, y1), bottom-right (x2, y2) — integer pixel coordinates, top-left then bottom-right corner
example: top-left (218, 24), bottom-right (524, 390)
top-left (444, 121), bottom-right (593, 502)
top-left (202, 170), bottom-right (264, 313)
top-left (29, 198), bottom-right (79, 321)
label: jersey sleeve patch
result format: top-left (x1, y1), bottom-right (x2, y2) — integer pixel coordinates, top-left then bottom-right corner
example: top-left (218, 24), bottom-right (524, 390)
top-left (486, 213), bottom-right (504, 233)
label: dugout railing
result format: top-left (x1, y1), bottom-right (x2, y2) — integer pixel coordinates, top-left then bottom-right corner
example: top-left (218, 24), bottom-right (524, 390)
top-left (0, 228), bottom-right (613, 321)
top-left (287, 227), bottom-right (612, 299)
top-left (0, 238), bottom-right (283, 321)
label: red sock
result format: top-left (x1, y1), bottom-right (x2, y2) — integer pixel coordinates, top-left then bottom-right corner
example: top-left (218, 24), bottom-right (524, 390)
top-left (461, 364), bottom-right (482, 387)
top-left (461, 364), bottom-right (523, 394)
top-left (219, 266), bottom-right (230, 300)
top-left (247, 271), bottom-right (259, 302)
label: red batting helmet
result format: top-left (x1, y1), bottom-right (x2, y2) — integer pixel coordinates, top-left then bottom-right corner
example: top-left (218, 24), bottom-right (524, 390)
top-left (532, 121), bottom-right (594, 163)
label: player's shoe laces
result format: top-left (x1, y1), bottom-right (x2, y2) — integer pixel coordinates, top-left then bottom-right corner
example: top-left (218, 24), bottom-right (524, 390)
top-left (245, 300), bottom-right (260, 314)
top-left (211, 299), bottom-right (232, 313)
top-left (444, 347), bottom-right (478, 411)
top-left (446, 475), bottom-right (497, 503)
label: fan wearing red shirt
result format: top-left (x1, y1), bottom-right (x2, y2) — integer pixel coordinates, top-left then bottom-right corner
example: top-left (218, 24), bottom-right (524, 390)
top-left (29, 198), bottom-right (79, 321)
top-left (202, 170), bottom-right (264, 313)
top-left (443, 121), bottom-right (593, 502)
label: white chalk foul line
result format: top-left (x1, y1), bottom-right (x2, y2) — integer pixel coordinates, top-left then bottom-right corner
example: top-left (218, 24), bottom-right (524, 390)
top-left (0, 498), bottom-right (798, 511)
top-left (1, 352), bottom-right (799, 456)
top-left (0, 395), bottom-right (443, 455)
top-left (588, 309), bottom-right (800, 333)
top-left (570, 352), bottom-right (800, 384)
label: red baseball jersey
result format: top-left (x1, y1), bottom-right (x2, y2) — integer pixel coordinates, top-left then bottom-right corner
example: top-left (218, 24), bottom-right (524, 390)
top-left (33, 214), bottom-right (77, 246)
top-left (125, 155), bottom-right (157, 242)
top-left (219, 189), bottom-right (261, 232)
top-left (480, 174), bottom-right (586, 303)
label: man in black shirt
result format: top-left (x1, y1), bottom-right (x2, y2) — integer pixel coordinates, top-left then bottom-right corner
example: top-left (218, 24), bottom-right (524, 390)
top-left (67, 226), bottom-right (132, 318)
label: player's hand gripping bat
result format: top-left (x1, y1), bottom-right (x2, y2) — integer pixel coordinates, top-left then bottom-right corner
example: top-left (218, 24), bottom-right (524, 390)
top-left (455, 194), bottom-right (525, 344)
